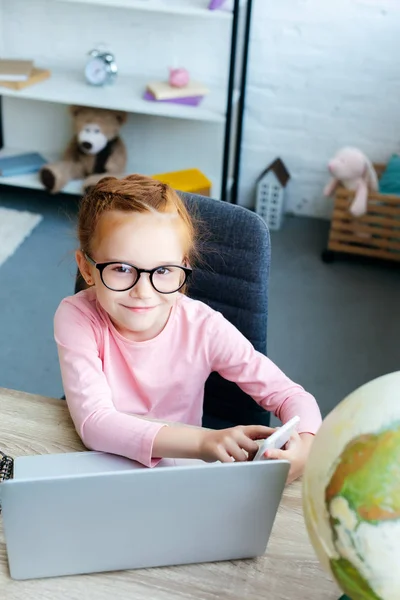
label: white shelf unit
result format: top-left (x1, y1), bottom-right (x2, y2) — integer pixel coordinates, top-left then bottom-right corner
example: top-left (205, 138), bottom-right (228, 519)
top-left (0, 147), bottom-right (225, 197)
top-left (0, 0), bottom-right (248, 200)
top-left (0, 69), bottom-right (235, 124)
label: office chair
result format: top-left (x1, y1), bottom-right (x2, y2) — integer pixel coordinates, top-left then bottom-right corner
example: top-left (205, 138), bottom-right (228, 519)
top-left (74, 192), bottom-right (271, 428)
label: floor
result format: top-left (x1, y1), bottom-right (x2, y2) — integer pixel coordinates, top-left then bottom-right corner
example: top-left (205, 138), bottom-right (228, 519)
top-left (0, 187), bottom-right (80, 399)
top-left (268, 218), bottom-right (400, 417)
top-left (0, 185), bottom-right (399, 418)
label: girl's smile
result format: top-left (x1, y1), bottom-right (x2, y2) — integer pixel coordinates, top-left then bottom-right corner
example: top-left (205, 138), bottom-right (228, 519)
top-left (121, 304), bottom-right (157, 313)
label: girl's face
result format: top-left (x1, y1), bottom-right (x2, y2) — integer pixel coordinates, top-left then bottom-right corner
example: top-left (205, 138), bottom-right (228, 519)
top-left (77, 210), bottom-right (187, 342)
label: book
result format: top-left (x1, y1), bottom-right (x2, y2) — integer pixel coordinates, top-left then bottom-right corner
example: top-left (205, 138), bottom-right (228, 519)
top-left (0, 152), bottom-right (47, 177)
top-left (143, 90), bottom-right (205, 106)
top-left (208, 0), bottom-right (233, 9)
top-left (146, 80), bottom-right (209, 101)
top-left (208, 0), bottom-right (230, 9)
top-left (0, 67), bottom-right (50, 90)
top-left (0, 59), bottom-right (33, 82)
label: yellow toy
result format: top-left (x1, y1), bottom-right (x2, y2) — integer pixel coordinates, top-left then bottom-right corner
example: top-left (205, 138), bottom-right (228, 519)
top-left (151, 168), bottom-right (211, 197)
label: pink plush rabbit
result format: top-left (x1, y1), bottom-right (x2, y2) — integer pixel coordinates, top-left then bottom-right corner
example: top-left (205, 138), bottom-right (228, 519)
top-left (324, 147), bottom-right (378, 217)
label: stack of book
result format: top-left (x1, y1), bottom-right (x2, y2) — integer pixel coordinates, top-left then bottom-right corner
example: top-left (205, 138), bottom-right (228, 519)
top-left (0, 59), bottom-right (50, 90)
top-left (143, 80), bottom-right (210, 107)
top-left (0, 152), bottom-right (47, 177)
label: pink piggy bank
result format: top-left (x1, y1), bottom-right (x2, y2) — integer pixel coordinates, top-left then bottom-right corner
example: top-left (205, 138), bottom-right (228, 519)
top-left (168, 67), bottom-right (190, 88)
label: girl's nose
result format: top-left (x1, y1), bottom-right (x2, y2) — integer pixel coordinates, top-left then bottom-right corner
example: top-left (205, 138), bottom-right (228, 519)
top-left (129, 272), bottom-right (153, 298)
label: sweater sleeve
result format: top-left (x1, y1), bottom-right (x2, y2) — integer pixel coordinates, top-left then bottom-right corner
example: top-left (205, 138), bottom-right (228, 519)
top-left (54, 300), bottom-right (166, 467)
top-left (207, 311), bottom-right (322, 435)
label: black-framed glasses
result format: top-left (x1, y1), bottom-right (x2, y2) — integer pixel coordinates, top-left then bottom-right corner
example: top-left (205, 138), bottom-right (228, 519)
top-left (85, 254), bottom-right (192, 294)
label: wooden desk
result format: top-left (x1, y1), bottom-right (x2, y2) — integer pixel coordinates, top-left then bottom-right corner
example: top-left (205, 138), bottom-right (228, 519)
top-left (0, 388), bottom-right (340, 599)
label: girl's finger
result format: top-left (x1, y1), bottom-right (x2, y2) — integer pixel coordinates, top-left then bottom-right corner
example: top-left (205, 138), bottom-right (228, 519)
top-left (242, 425), bottom-right (277, 440)
top-left (215, 444), bottom-right (235, 463)
top-left (224, 438), bottom-right (248, 462)
top-left (264, 448), bottom-right (286, 461)
top-left (237, 433), bottom-right (260, 455)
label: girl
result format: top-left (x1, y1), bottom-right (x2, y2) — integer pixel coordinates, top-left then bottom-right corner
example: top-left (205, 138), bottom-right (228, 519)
top-left (54, 174), bottom-right (321, 482)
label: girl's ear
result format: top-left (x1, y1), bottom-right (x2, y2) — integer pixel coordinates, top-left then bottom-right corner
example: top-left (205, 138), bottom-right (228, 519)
top-left (76, 250), bottom-right (95, 286)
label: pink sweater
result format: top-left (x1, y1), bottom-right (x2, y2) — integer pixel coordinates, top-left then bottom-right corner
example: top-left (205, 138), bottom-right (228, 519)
top-left (54, 289), bottom-right (321, 467)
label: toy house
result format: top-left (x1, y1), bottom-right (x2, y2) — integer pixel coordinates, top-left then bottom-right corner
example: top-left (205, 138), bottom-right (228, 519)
top-left (255, 158), bottom-right (290, 230)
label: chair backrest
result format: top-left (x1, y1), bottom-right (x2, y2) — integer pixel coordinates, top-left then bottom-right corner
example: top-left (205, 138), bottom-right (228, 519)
top-left (74, 193), bottom-right (271, 429)
top-left (180, 193), bottom-right (271, 429)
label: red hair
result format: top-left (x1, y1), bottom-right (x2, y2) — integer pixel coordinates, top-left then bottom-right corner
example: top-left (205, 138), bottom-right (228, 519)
top-left (78, 174), bottom-right (198, 265)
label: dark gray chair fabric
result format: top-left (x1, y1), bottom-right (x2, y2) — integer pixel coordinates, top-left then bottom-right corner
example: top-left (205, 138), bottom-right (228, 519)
top-left (74, 192), bottom-right (271, 429)
top-left (181, 193), bottom-right (270, 429)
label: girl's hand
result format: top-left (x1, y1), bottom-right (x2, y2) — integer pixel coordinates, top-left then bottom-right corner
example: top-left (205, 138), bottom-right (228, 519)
top-left (199, 425), bottom-right (276, 463)
top-left (263, 432), bottom-right (315, 484)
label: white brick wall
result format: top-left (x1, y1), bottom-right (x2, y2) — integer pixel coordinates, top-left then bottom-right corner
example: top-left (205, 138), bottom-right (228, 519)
top-left (240, 0), bottom-right (400, 218)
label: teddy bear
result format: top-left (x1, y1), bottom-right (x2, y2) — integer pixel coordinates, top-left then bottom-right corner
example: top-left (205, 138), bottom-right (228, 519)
top-left (323, 147), bottom-right (378, 217)
top-left (40, 105), bottom-right (128, 194)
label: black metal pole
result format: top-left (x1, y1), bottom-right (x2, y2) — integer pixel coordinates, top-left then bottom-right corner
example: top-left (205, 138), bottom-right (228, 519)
top-left (231, 0), bottom-right (253, 205)
top-left (220, 0), bottom-right (240, 202)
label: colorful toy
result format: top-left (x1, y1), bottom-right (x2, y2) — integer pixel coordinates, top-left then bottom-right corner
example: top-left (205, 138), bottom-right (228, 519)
top-left (151, 168), bottom-right (212, 196)
top-left (168, 67), bottom-right (190, 88)
top-left (323, 147), bottom-right (378, 217)
top-left (40, 105), bottom-right (127, 194)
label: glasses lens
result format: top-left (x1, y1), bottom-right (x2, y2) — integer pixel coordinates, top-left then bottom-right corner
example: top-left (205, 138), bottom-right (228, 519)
top-left (152, 266), bottom-right (187, 293)
top-left (102, 263), bottom-right (138, 291)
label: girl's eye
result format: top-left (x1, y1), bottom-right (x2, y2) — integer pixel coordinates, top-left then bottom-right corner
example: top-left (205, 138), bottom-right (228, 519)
top-left (155, 267), bottom-right (170, 276)
top-left (113, 264), bottom-right (133, 275)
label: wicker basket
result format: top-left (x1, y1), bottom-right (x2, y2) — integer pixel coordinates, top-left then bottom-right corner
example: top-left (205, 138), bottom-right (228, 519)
top-left (323, 163), bottom-right (400, 263)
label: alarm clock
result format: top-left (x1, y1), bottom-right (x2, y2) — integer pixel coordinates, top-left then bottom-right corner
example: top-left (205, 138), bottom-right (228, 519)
top-left (85, 48), bottom-right (118, 86)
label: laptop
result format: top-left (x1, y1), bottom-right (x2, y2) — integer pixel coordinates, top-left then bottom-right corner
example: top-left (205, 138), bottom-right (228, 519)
top-left (0, 451), bottom-right (289, 580)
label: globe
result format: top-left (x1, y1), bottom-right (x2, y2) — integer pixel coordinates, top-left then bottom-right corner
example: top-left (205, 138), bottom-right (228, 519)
top-left (302, 371), bottom-right (400, 600)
